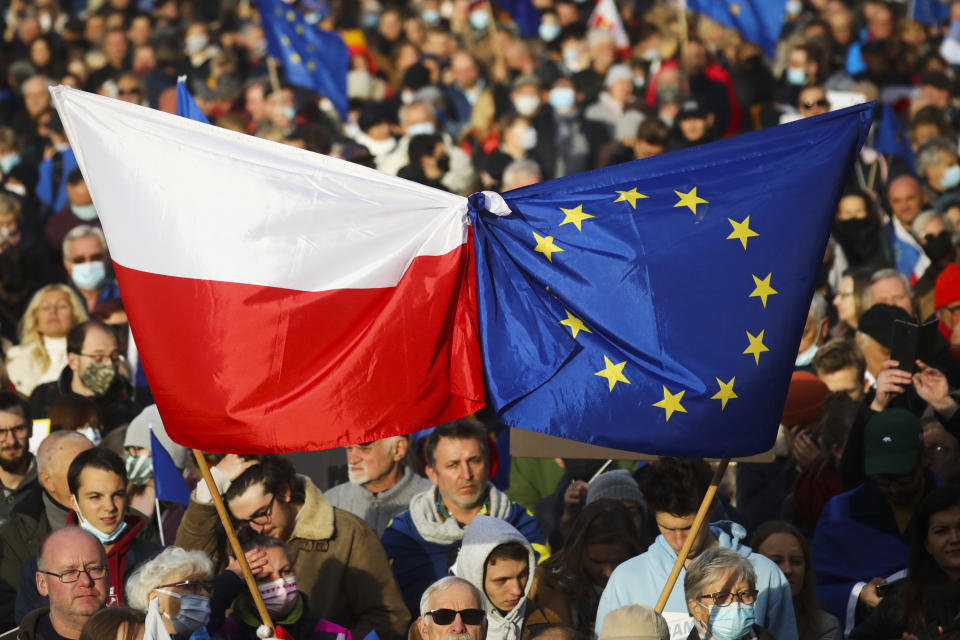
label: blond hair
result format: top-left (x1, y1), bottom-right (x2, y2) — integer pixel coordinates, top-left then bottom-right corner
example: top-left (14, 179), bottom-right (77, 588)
top-left (18, 284), bottom-right (88, 372)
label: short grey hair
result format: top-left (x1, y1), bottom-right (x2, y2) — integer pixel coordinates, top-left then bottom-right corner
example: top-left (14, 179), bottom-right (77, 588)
top-left (420, 576), bottom-right (485, 620)
top-left (683, 547), bottom-right (756, 604)
top-left (916, 136), bottom-right (958, 179)
top-left (868, 268), bottom-right (913, 304)
top-left (808, 292), bottom-right (828, 327)
top-left (125, 547), bottom-right (213, 612)
top-left (399, 100), bottom-right (436, 128)
top-left (912, 209), bottom-right (953, 238)
top-left (502, 159), bottom-right (541, 191)
top-left (587, 28), bottom-right (615, 49)
top-left (62, 224), bottom-right (106, 262)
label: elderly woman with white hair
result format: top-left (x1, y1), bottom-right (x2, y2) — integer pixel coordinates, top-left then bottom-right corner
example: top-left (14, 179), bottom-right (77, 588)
top-left (684, 547), bottom-right (774, 640)
top-left (125, 546), bottom-right (214, 640)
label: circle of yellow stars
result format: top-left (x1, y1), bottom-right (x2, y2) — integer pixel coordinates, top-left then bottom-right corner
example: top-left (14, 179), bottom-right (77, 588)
top-left (526, 184), bottom-right (779, 422)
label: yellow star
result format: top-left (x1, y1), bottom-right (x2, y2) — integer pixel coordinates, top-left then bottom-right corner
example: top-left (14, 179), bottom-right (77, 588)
top-left (533, 232), bottom-right (563, 262)
top-left (743, 330), bottom-right (770, 365)
top-left (595, 356), bottom-right (630, 391)
top-left (306, 61), bottom-right (316, 71)
top-left (613, 188), bottom-right (648, 209)
top-left (289, 52), bottom-right (302, 64)
top-left (653, 386), bottom-right (687, 421)
top-left (711, 377), bottom-right (738, 411)
top-left (749, 273), bottom-right (778, 308)
top-left (295, 24), bottom-right (305, 34)
top-left (726, 216), bottom-right (758, 250)
top-left (559, 310), bottom-right (591, 339)
top-left (280, 35), bottom-right (291, 46)
top-left (674, 187), bottom-right (708, 214)
top-left (286, 10), bottom-right (296, 21)
top-left (559, 204), bottom-right (595, 231)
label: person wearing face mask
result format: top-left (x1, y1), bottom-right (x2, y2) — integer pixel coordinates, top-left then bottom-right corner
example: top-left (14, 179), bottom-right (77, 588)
top-left (684, 548), bottom-right (773, 640)
top-left (917, 137), bottom-right (960, 203)
top-left (183, 22), bottom-right (219, 83)
top-left (547, 78), bottom-right (589, 178)
top-left (59, 225), bottom-right (121, 316)
top-left (509, 75), bottom-right (556, 180)
top-left (911, 211), bottom-right (957, 319)
top-left (30, 320), bottom-right (139, 436)
top-left (481, 115), bottom-right (543, 191)
top-left (830, 189), bottom-right (893, 272)
top-left (398, 134), bottom-right (451, 191)
top-left (15, 448), bottom-right (162, 624)
top-left (211, 535), bottom-right (353, 640)
top-left (125, 547), bottom-right (215, 640)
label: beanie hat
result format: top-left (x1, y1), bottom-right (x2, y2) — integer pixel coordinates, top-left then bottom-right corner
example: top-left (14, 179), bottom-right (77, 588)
top-left (864, 408), bottom-right (923, 477)
top-left (781, 371), bottom-right (830, 426)
top-left (935, 262), bottom-right (960, 310)
top-left (858, 303), bottom-right (913, 348)
top-left (599, 605), bottom-right (670, 640)
top-left (123, 405), bottom-right (188, 470)
top-left (587, 469), bottom-right (644, 505)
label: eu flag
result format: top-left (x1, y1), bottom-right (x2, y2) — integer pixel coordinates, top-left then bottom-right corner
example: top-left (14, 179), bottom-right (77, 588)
top-left (470, 104), bottom-right (873, 458)
top-left (492, 0), bottom-right (541, 38)
top-left (875, 103), bottom-right (915, 173)
top-left (150, 429), bottom-right (190, 506)
top-left (686, 0), bottom-right (785, 58)
top-left (910, 0), bottom-right (950, 25)
top-left (176, 76), bottom-right (210, 124)
top-left (258, 0), bottom-right (349, 119)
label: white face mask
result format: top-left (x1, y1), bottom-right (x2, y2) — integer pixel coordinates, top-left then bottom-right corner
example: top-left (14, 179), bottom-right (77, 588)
top-left (76, 426), bottom-right (102, 445)
top-left (514, 95), bottom-right (541, 117)
top-left (257, 576), bottom-right (299, 617)
top-left (406, 122), bottom-right (436, 137)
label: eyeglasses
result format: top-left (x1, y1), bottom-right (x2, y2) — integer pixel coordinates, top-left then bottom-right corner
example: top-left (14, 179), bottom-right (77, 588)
top-left (0, 424), bottom-right (28, 440)
top-left (425, 609), bottom-right (485, 625)
top-left (235, 494), bottom-right (276, 527)
top-left (697, 589), bottom-right (758, 607)
top-left (801, 98), bottom-right (830, 109)
top-left (40, 565), bottom-right (107, 583)
top-left (80, 351), bottom-right (121, 364)
top-left (156, 579), bottom-right (213, 595)
top-left (70, 252), bottom-right (105, 264)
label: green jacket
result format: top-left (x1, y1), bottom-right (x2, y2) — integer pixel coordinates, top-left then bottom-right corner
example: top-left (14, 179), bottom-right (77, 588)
top-left (0, 491), bottom-right (54, 631)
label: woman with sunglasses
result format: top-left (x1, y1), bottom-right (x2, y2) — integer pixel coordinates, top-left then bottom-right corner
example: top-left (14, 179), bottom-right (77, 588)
top-left (683, 547), bottom-right (772, 640)
top-left (125, 546), bottom-right (215, 640)
top-left (850, 486), bottom-right (960, 640)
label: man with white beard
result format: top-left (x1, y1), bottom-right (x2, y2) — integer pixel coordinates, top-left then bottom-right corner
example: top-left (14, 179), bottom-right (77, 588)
top-left (325, 436), bottom-right (432, 536)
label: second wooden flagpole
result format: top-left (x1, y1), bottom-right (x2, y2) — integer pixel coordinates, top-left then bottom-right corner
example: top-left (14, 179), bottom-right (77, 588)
top-left (654, 459), bottom-right (730, 613)
top-left (192, 450), bottom-right (275, 632)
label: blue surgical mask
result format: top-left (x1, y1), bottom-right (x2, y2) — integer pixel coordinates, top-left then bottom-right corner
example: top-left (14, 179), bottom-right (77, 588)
top-left (422, 8), bottom-right (441, 24)
top-left (54, 142), bottom-right (70, 153)
top-left (706, 603), bottom-right (756, 640)
top-left (72, 260), bottom-right (106, 290)
top-left (281, 106), bottom-right (296, 121)
top-left (786, 0), bottom-right (803, 17)
top-left (155, 591), bottom-right (211, 634)
top-left (520, 127), bottom-right (538, 150)
top-left (795, 343), bottom-right (818, 367)
top-left (72, 494), bottom-right (129, 544)
top-left (942, 165), bottom-right (960, 191)
top-left (786, 68), bottom-right (807, 86)
top-left (362, 12), bottom-right (380, 28)
top-left (0, 154), bottom-right (20, 176)
top-left (549, 87), bottom-right (576, 111)
top-left (539, 22), bottom-right (561, 42)
top-left (469, 9), bottom-right (490, 30)
top-left (71, 203), bottom-right (98, 221)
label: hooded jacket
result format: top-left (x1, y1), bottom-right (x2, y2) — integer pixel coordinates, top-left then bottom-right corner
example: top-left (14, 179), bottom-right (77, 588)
top-left (381, 484), bottom-right (549, 617)
top-left (595, 521), bottom-right (797, 640)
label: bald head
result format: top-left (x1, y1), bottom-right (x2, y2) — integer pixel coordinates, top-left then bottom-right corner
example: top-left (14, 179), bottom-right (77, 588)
top-left (38, 431), bottom-right (94, 507)
top-left (39, 527), bottom-right (106, 571)
top-left (888, 175), bottom-right (925, 227)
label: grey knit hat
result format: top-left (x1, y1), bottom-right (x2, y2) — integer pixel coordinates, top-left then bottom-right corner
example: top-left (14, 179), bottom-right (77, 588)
top-left (123, 404), bottom-right (188, 470)
top-left (586, 469), bottom-right (643, 505)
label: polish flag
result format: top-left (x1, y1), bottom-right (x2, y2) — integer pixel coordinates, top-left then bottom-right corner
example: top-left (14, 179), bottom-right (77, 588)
top-left (50, 86), bottom-right (485, 453)
top-left (589, 0), bottom-right (630, 55)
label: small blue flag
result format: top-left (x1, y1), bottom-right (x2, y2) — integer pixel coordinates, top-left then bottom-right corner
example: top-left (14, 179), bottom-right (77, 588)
top-left (875, 103), bottom-right (915, 173)
top-left (257, 0), bottom-right (349, 119)
top-left (492, 0), bottom-right (541, 38)
top-left (150, 429), bottom-right (190, 506)
top-left (469, 103), bottom-right (873, 458)
top-left (686, 0), bottom-right (785, 58)
top-left (910, 0), bottom-right (950, 25)
top-left (176, 76), bottom-right (210, 124)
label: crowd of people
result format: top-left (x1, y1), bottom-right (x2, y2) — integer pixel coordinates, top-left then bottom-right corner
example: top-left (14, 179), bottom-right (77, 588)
top-left (2, 0), bottom-right (960, 639)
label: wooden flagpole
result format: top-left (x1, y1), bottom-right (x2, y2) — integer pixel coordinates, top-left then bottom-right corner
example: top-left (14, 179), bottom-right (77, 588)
top-left (192, 450), bottom-right (275, 632)
top-left (654, 459), bottom-right (729, 613)
top-left (484, 2), bottom-right (506, 72)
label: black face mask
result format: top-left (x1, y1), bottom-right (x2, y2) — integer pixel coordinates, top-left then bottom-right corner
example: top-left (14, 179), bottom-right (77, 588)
top-left (436, 156), bottom-right (450, 173)
top-left (924, 230), bottom-right (955, 263)
top-left (833, 218), bottom-right (881, 265)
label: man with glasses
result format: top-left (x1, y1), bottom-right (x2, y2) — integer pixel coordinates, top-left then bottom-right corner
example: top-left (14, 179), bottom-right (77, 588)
top-left (797, 86), bottom-right (830, 119)
top-left (0, 527), bottom-right (108, 640)
top-left (596, 458), bottom-right (795, 640)
top-left (175, 454), bottom-right (409, 640)
top-left (14, 448), bottom-right (160, 623)
top-left (0, 392), bottom-right (37, 526)
top-left (59, 226), bottom-right (120, 315)
top-left (30, 320), bottom-right (137, 434)
top-left (812, 408), bottom-right (943, 635)
top-left (416, 577), bottom-right (487, 640)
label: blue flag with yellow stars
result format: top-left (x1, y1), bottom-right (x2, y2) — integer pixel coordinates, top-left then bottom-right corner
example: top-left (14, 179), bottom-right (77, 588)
top-left (469, 103), bottom-right (873, 458)
top-left (258, 0), bottom-right (349, 119)
top-left (686, 0), bottom-right (785, 58)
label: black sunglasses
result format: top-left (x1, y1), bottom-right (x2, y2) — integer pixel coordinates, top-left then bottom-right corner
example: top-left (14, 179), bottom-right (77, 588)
top-left (802, 98), bottom-right (830, 109)
top-left (425, 609), bottom-right (485, 625)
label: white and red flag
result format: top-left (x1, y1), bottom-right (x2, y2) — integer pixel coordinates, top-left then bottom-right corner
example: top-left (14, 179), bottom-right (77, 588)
top-left (588, 0), bottom-right (630, 54)
top-left (51, 86), bottom-right (484, 452)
